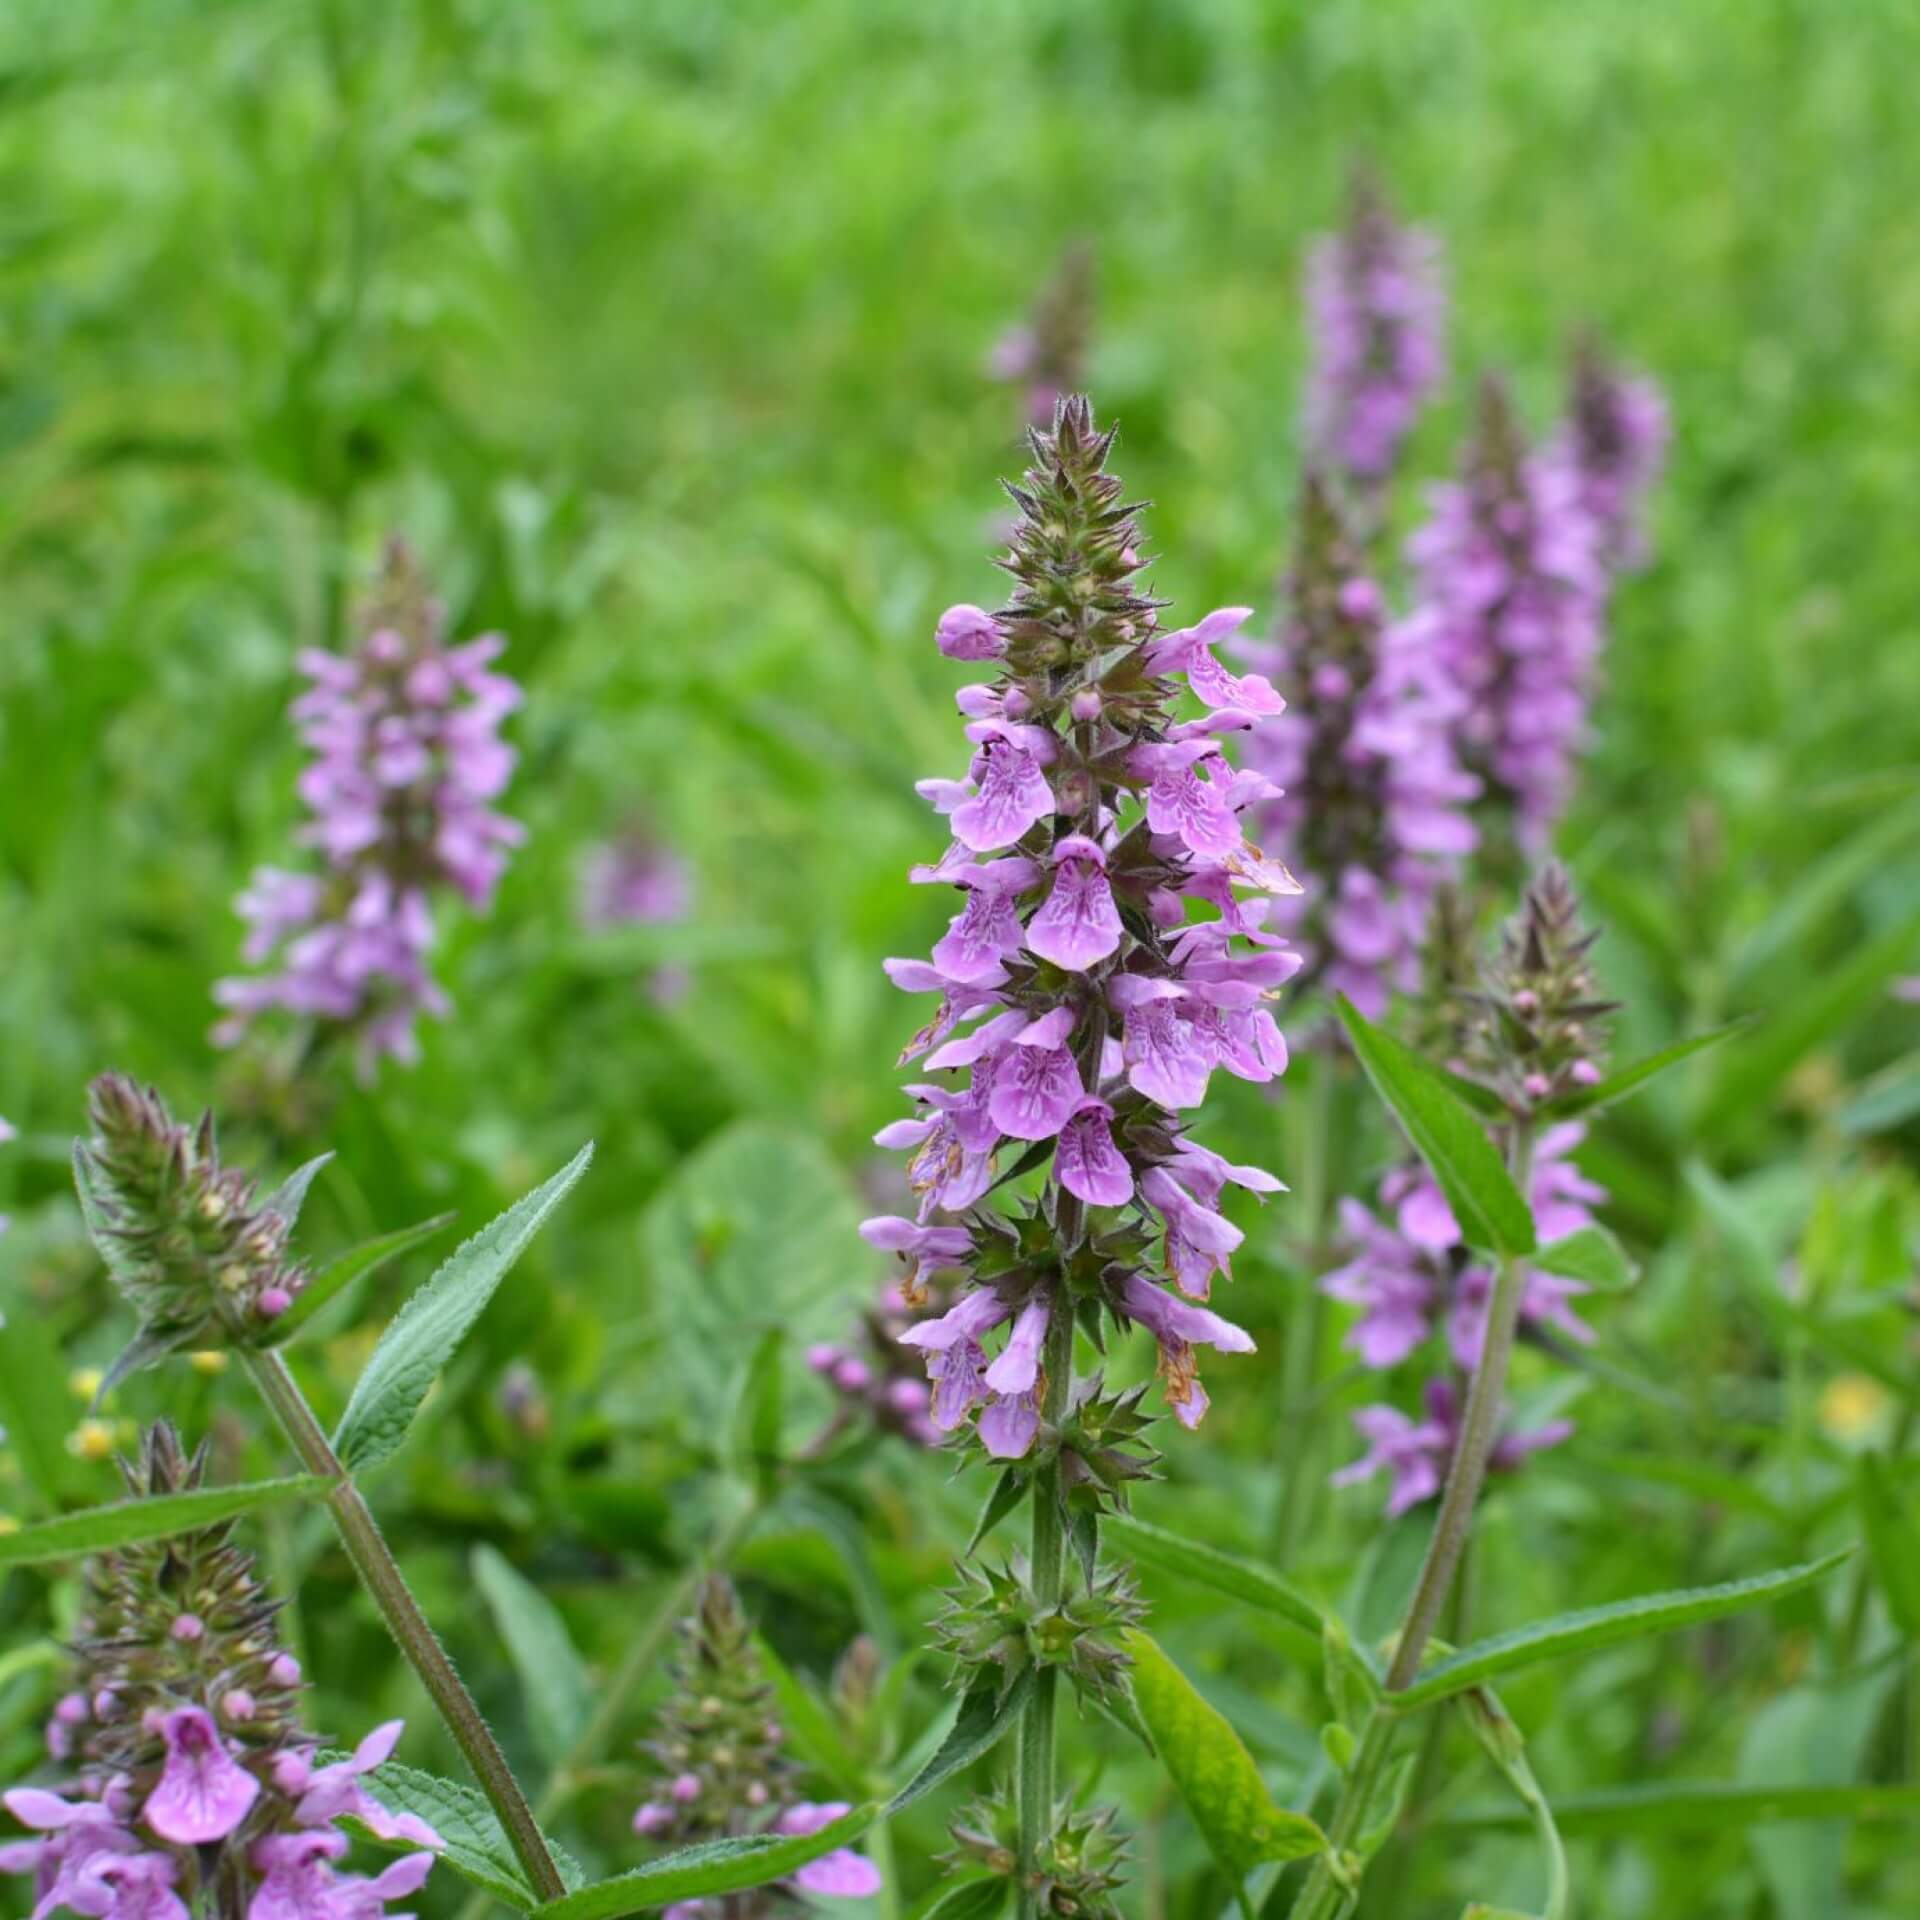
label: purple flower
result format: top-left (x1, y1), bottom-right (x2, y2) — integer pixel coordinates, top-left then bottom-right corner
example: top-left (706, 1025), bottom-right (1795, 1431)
top-left (141, 1707), bottom-right (260, 1845)
top-left (1335, 1378), bottom-right (1572, 1517)
top-left (1117, 1274), bottom-right (1256, 1432)
top-left (1546, 337), bottom-right (1668, 573)
top-left (876, 398), bottom-right (1290, 1447)
top-left (1404, 376), bottom-right (1607, 850)
top-left (936, 604), bottom-right (1006, 662)
top-left (1302, 169), bottom-right (1446, 494)
top-left (246, 1830), bottom-right (434, 1920)
top-left (777, 1803), bottom-right (883, 1899)
top-left (215, 540), bottom-right (522, 1075)
top-left (1236, 480), bottom-right (1478, 1014)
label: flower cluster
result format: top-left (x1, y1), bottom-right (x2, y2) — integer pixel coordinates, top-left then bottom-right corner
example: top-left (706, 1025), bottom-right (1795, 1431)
top-left (214, 539), bottom-right (523, 1075)
top-left (1302, 169), bottom-right (1446, 496)
top-left (1546, 335), bottom-right (1669, 573)
top-left (1329, 870), bottom-right (1614, 1514)
top-left (76, 1075), bottom-right (312, 1359)
top-left (1401, 376), bottom-right (1607, 853)
top-left (1234, 477), bottom-right (1478, 1016)
top-left (805, 1283), bottom-right (943, 1448)
top-left (631, 1577), bottom-right (878, 1918)
top-left (0, 1424), bottom-right (436, 1920)
top-left (864, 397), bottom-right (1294, 1455)
top-left (988, 244), bottom-right (1095, 431)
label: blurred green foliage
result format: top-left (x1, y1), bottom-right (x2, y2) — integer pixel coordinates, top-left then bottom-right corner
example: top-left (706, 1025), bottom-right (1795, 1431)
top-left (2, 1), bottom-right (1920, 1916)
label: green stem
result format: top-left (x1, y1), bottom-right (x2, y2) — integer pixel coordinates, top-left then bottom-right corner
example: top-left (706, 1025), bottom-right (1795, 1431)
top-left (243, 1350), bottom-right (567, 1903)
top-left (1291, 1123), bottom-right (1536, 1917)
top-left (1015, 1299), bottom-right (1076, 1920)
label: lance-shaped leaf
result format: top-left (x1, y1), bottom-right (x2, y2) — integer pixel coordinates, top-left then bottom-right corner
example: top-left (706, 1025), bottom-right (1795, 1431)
top-left (1531, 1225), bottom-right (1637, 1293)
top-left (345, 1760), bottom-right (585, 1910)
top-left (1122, 1631), bottom-right (1326, 1877)
top-left (887, 1669), bottom-right (1032, 1814)
top-left (533, 1803), bottom-right (876, 1919)
top-left (334, 1145), bottom-right (594, 1472)
top-left (267, 1211), bottom-right (457, 1345)
top-left (260, 1152), bottom-right (335, 1230)
top-left (1391, 1549), bottom-right (1853, 1709)
top-left (1440, 1779), bottom-right (1920, 1836)
top-left (1335, 997), bottom-right (1535, 1257)
top-left (727, 1328), bottom-right (786, 1498)
top-left (1544, 1021), bottom-right (1750, 1119)
top-left (907, 1879), bottom-right (1008, 1920)
top-left (473, 1545), bottom-right (593, 1769)
top-left (0, 1477), bottom-right (330, 1567)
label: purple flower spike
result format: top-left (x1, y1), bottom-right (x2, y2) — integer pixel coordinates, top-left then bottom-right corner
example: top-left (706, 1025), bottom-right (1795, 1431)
top-left (1303, 167), bottom-right (1446, 496)
top-left (1056, 1100), bottom-right (1131, 1206)
top-left (142, 1707), bottom-right (261, 1845)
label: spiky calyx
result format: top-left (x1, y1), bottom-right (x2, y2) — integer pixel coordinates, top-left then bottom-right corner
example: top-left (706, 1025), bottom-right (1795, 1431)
top-left (1457, 864), bottom-right (1617, 1113)
top-left (68, 1423), bottom-right (308, 1781)
top-left (80, 1075), bottom-right (310, 1360)
top-left (931, 1557), bottom-right (1145, 1708)
top-left (636, 1577), bottom-right (797, 1845)
top-left (947, 1792), bottom-right (1130, 1920)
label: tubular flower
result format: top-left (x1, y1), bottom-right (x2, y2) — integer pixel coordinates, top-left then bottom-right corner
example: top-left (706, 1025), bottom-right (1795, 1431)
top-left (0, 1425), bottom-right (435, 1920)
top-left (1236, 478), bottom-right (1479, 1016)
top-left (1302, 167), bottom-right (1446, 497)
top-left (631, 1578), bottom-right (878, 1917)
top-left (214, 538), bottom-right (523, 1076)
top-left (1403, 376), bottom-right (1606, 852)
top-left (805, 1281), bottom-right (949, 1449)
top-left (869, 397), bottom-right (1292, 1450)
top-left (987, 243), bottom-right (1095, 431)
top-left (1546, 334), bottom-right (1669, 573)
top-left (1333, 1378), bottom-right (1572, 1519)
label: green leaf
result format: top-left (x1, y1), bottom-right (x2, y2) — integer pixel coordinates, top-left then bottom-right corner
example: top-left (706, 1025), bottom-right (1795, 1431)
top-left (1392, 1550), bottom-right (1854, 1708)
top-left (1546, 1022), bottom-right (1751, 1119)
top-left (1122, 1630), bottom-right (1327, 1877)
top-left (1440, 1779), bottom-right (1920, 1836)
top-left (0, 1476), bottom-right (330, 1566)
top-left (966, 1467), bottom-right (1031, 1555)
top-left (268, 1211), bottom-right (457, 1345)
top-left (886, 1670), bottom-right (1032, 1815)
top-left (728, 1328), bottom-right (785, 1498)
top-left (906, 1877), bottom-right (1007, 1920)
top-left (261, 1152), bottom-right (334, 1230)
top-left (754, 1636), bottom-right (865, 1796)
top-left (472, 1545), bottom-right (593, 1770)
top-left (1335, 997), bottom-right (1535, 1257)
top-left (72, 1142), bottom-right (140, 1289)
top-left (533, 1804), bottom-right (877, 1919)
top-left (1105, 1514), bottom-right (1334, 1676)
top-left (333, 1145), bottom-right (594, 1472)
top-left (0, 1303), bottom-right (87, 1503)
top-left (1531, 1225), bottom-right (1638, 1293)
top-left (345, 1759), bottom-right (584, 1909)
top-left (1835, 1051), bottom-right (1920, 1136)
top-left (1857, 1454), bottom-right (1920, 1637)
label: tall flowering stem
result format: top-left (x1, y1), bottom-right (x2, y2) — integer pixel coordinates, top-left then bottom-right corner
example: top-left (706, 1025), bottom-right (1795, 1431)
top-left (866, 397), bottom-right (1294, 1918)
top-left (988, 244), bottom-right (1095, 432)
top-left (1548, 333), bottom-right (1668, 575)
top-left (215, 539), bottom-right (524, 1077)
top-left (1302, 168), bottom-right (1446, 507)
top-left (78, 1077), bottom-right (567, 1904)
top-left (1403, 376), bottom-right (1604, 856)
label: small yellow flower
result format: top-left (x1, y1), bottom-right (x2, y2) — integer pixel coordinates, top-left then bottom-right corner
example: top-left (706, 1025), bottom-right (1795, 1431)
top-left (1819, 1373), bottom-right (1891, 1445)
top-left (68, 1419), bottom-right (116, 1463)
top-left (189, 1350), bottom-right (229, 1376)
top-left (68, 1368), bottom-right (105, 1404)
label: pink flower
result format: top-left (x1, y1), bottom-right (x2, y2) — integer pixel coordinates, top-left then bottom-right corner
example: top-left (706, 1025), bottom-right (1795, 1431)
top-left (141, 1707), bottom-right (260, 1846)
top-left (775, 1804), bottom-right (882, 1899)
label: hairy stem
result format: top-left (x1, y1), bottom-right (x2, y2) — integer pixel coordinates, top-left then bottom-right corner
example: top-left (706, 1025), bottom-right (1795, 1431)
top-left (1291, 1124), bottom-right (1537, 1918)
top-left (1015, 1297), bottom-right (1077, 1919)
top-left (244, 1350), bottom-right (567, 1902)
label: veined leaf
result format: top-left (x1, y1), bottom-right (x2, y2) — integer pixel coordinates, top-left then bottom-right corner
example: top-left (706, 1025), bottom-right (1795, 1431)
top-left (334, 1145), bottom-right (594, 1472)
top-left (887, 1670), bottom-right (1031, 1815)
top-left (533, 1804), bottom-right (876, 1919)
top-left (346, 1759), bottom-right (585, 1909)
top-left (1856, 1455), bottom-right (1920, 1637)
top-left (1392, 1550), bottom-right (1853, 1708)
top-left (1335, 998), bottom-right (1535, 1257)
top-left (72, 1142), bottom-right (140, 1289)
top-left (1531, 1225), bottom-right (1637, 1293)
top-left (0, 1477), bottom-right (329, 1566)
top-left (1123, 1631), bottom-right (1326, 1877)
top-left (1441, 1779), bottom-right (1920, 1836)
top-left (1106, 1514), bottom-right (1333, 1675)
top-left (728, 1328), bottom-right (785, 1499)
top-left (473, 1545), bottom-right (593, 1770)
top-left (268, 1211), bottom-right (456, 1344)
top-left (1547, 1022), bottom-right (1750, 1119)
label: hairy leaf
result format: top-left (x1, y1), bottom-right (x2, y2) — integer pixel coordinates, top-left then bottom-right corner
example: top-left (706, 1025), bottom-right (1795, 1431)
top-left (269, 1211), bottom-right (457, 1344)
top-left (887, 1670), bottom-right (1032, 1815)
top-left (0, 1477), bottom-right (329, 1566)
